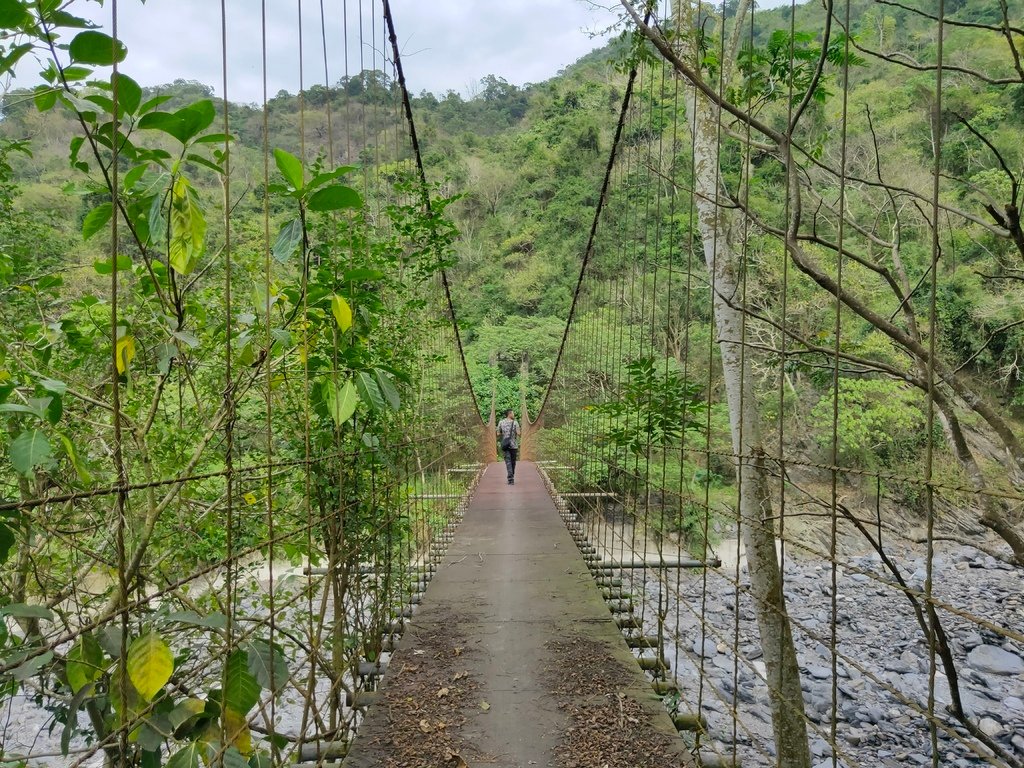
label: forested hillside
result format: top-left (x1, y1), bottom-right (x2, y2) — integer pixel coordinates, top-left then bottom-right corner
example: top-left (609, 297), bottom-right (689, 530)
top-left (1, 0), bottom-right (1023, 765)
top-left (3, 0), bottom-right (1023, 506)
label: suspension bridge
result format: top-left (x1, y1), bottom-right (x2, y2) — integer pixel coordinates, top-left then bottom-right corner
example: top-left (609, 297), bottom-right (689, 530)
top-left (0, 1), bottom-right (1021, 768)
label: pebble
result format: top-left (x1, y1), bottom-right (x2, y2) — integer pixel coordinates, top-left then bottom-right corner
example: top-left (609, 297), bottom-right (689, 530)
top-left (652, 541), bottom-right (1024, 768)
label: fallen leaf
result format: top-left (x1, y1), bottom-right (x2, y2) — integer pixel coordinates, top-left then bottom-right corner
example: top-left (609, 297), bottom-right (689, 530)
top-left (480, 700), bottom-right (490, 711)
top-left (452, 671), bottom-right (466, 681)
top-left (453, 647), bottom-right (463, 657)
top-left (413, 649), bottom-right (425, 656)
top-left (447, 754), bottom-right (469, 768)
top-left (436, 686), bottom-right (450, 698)
top-left (419, 719), bottom-right (432, 733)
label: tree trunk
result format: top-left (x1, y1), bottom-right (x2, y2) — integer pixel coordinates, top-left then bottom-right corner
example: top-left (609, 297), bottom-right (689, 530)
top-left (688, 85), bottom-right (812, 767)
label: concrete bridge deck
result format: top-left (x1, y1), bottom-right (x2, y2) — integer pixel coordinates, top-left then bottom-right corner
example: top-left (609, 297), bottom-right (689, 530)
top-left (343, 460), bottom-right (692, 768)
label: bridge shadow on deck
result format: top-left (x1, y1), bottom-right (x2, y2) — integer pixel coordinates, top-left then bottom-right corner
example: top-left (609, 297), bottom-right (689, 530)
top-left (342, 461), bottom-right (692, 768)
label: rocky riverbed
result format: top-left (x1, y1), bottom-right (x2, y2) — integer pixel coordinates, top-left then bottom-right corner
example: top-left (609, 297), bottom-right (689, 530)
top-left (633, 543), bottom-right (1023, 768)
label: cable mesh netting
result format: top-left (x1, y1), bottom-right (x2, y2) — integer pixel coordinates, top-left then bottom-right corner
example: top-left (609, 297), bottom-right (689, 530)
top-left (536, 1), bottom-right (1024, 767)
top-left (0, 1), bottom-right (483, 765)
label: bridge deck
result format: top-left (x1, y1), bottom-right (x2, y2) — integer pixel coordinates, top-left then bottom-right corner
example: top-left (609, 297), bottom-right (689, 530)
top-left (343, 461), bottom-right (692, 768)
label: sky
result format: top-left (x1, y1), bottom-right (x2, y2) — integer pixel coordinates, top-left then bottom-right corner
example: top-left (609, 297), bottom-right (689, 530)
top-left (11, 1), bottom-right (623, 104)
top-left (8, 0), bottom-right (794, 103)
top-left (11, 0), bottom-right (792, 104)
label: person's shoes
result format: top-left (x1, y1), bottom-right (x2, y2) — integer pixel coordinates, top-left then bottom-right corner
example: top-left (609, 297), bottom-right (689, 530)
top-left (507, 478), bottom-right (514, 485)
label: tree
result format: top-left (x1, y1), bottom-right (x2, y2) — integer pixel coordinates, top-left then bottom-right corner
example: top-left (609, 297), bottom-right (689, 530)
top-left (619, 2), bottom-right (813, 764)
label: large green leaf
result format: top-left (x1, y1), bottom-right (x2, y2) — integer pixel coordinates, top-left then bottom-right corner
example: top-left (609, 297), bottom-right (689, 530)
top-left (273, 148), bottom-right (303, 191)
top-left (354, 371), bottom-right (385, 413)
top-left (10, 429), bottom-right (53, 476)
top-left (272, 218), bottom-right (302, 263)
top-left (166, 743), bottom-right (202, 768)
top-left (322, 379), bottom-right (358, 427)
top-left (68, 30), bottom-right (127, 66)
top-left (127, 632), bottom-right (173, 701)
top-left (374, 369), bottom-right (401, 411)
top-left (0, 43), bottom-right (33, 77)
top-left (1, 602), bottom-right (53, 620)
top-left (330, 295), bottom-right (352, 332)
top-left (0, 0), bottom-right (30, 29)
top-left (306, 183), bottom-right (361, 212)
top-left (111, 72), bottom-right (142, 116)
top-left (168, 176), bottom-right (206, 275)
top-left (67, 634), bottom-right (105, 693)
top-left (82, 202), bottom-right (113, 240)
top-left (245, 640), bottom-right (287, 695)
top-left (222, 747), bottom-right (250, 768)
top-left (224, 649), bottom-right (261, 715)
top-left (138, 100), bottom-right (216, 145)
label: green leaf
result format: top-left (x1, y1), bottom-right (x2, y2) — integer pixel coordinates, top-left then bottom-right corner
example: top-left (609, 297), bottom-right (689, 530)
top-left (68, 30), bottom-right (127, 66)
top-left (355, 371), bottom-right (385, 413)
top-left (342, 267), bottom-right (386, 283)
top-left (94, 254), bottom-right (133, 274)
top-left (306, 183), bottom-right (362, 212)
top-left (249, 752), bottom-right (273, 768)
top-left (308, 165), bottom-right (358, 190)
top-left (39, 378), bottom-right (67, 396)
top-left (374, 369), bottom-right (401, 411)
top-left (0, 403), bottom-right (45, 418)
top-left (166, 743), bottom-right (202, 768)
top-left (82, 202), bottom-right (113, 240)
top-left (67, 634), bottom-right (105, 693)
top-left (123, 164), bottom-right (148, 190)
top-left (168, 176), bottom-right (206, 275)
top-left (13, 649), bottom-right (53, 681)
top-left (33, 85), bottom-right (59, 112)
top-left (272, 218), bottom-right (303, 263)
top-left (330, 295), bottom-right (352, 332)
top-left (272, 148), bottom-right (303, 191)
top-left (60, 65), bottom-right (93, 82)
top-left (112, 73), bottom-right (142, 116)
top-left (138, 100), bottom-right (216, 145)
top-left (10, 429), bottom-right (53, 476)
top-left (0, 521), bottom-right (15, 565)
top-left (245, 640), bottom-right (287, 695)
top-left (59, 434), bottom-right (93, 485)
top-left (1, 602), bottom-right (54, 620)
top-left (46, 9), bottom-right (97, 28)
top-left (185, 152), bottom-right (225, 175)
top-left (45, 393), bottom-right (63, 425)
top-left (224, 649), bottom-right (261, 715)
top-left (222, 747), bottom-right (249, 768)
top-left (127, 632), bottom-right (174, 701)
top-left (194, 133), bottom-right (234, 145)
top-left (0, 43), bottom-right (33, 77)
top-left (0, 0), bottom-right (29, 28)
top-left (163, 610), bottom-right (228, 630)
top-left (322, 379), bottom-right (358, 427)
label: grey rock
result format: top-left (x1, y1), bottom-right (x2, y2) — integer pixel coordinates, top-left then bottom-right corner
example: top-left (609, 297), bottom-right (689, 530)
top-left (978, 717), bottom-right (1003, 737)
top-left (1004, 695), bottom-right (1023, 712)
top-left (807, 665), bottom-right (832, 680)
top-left (967, 644), bottom-right (1024, 675)
top-left (693, 637), bottom-right (718, 657)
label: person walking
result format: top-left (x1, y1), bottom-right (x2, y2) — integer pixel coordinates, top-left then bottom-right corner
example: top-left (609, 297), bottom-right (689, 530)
top-left (496, 409), bottom-right (521, 485)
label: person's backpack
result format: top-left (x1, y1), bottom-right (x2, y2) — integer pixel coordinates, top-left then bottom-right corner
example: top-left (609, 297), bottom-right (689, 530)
top-left (499, 420), bottom-right (515, 451)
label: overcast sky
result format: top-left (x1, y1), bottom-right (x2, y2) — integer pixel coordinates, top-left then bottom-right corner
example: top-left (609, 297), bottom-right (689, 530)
top-left (11, 0), bottom-right (791, 104)
top-left (7, 1), bottom-right (621, 103)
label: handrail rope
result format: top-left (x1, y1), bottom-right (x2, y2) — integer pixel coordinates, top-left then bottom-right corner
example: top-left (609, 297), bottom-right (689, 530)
top-left (534, 10), bottom-right (653, 424)
top-left (380, 0), bottom-right (484, 426)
